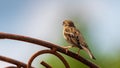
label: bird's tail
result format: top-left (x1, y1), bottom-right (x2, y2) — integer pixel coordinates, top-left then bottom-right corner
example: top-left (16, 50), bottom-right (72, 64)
top-left (81, 46), bottom-right (96, 60)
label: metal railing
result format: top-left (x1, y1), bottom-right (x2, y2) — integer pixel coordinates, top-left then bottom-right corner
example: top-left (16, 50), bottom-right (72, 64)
top-left (0, 32), bottom-right (99, 68)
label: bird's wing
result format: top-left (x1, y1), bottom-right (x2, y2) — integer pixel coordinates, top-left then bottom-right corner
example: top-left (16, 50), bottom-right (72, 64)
top-left (70, 28), bottom-right (82, 48)
top-left (78, 31), bottom-right (88, 48)
top-left (64, 27), bottom-right (83, 48)
top-left (70, 27), bottom-right (88, 48)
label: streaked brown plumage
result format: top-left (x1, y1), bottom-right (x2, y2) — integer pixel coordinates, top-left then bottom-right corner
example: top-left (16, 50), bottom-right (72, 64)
top-left (63, 20), bottom-right (96, 59)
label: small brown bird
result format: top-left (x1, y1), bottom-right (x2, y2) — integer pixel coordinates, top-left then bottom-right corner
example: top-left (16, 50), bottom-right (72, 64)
top-left (63, 20), bottom-right (96, 59)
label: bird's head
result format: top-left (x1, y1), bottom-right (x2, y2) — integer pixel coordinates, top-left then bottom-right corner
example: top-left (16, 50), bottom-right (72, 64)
top-left (63, 20), bottom-right (75, 27)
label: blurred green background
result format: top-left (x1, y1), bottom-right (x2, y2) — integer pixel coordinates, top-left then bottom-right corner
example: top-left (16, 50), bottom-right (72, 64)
top-left (0, 0), bottom-right (120, 68)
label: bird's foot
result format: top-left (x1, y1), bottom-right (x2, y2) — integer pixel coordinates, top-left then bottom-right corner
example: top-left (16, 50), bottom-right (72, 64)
top-left (62, 46), bottom-right (73, 53)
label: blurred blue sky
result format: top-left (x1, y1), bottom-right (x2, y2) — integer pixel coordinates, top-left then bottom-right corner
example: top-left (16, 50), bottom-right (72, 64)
top-left (0, 0), bottom-right (120, 67)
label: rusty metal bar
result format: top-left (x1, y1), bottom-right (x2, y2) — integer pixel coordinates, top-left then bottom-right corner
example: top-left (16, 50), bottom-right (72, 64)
top-left (0, 32), bottom-right (99, 68)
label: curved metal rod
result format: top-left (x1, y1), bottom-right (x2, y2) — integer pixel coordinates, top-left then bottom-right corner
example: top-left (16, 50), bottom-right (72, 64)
top-left (27, 49), bottom-right (70, 68)
top-left (0, 55), bottom-right (27, 68)
top-left (0, 32), bottom-right (99, 68)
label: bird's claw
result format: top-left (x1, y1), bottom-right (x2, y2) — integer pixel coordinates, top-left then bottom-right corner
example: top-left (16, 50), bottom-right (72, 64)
top-left (62, 46), bottom-right (73, 53)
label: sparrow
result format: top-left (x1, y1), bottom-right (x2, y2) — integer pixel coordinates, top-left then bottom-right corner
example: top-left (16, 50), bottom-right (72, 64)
top-left (62, 20), bottom-right (96, 59)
